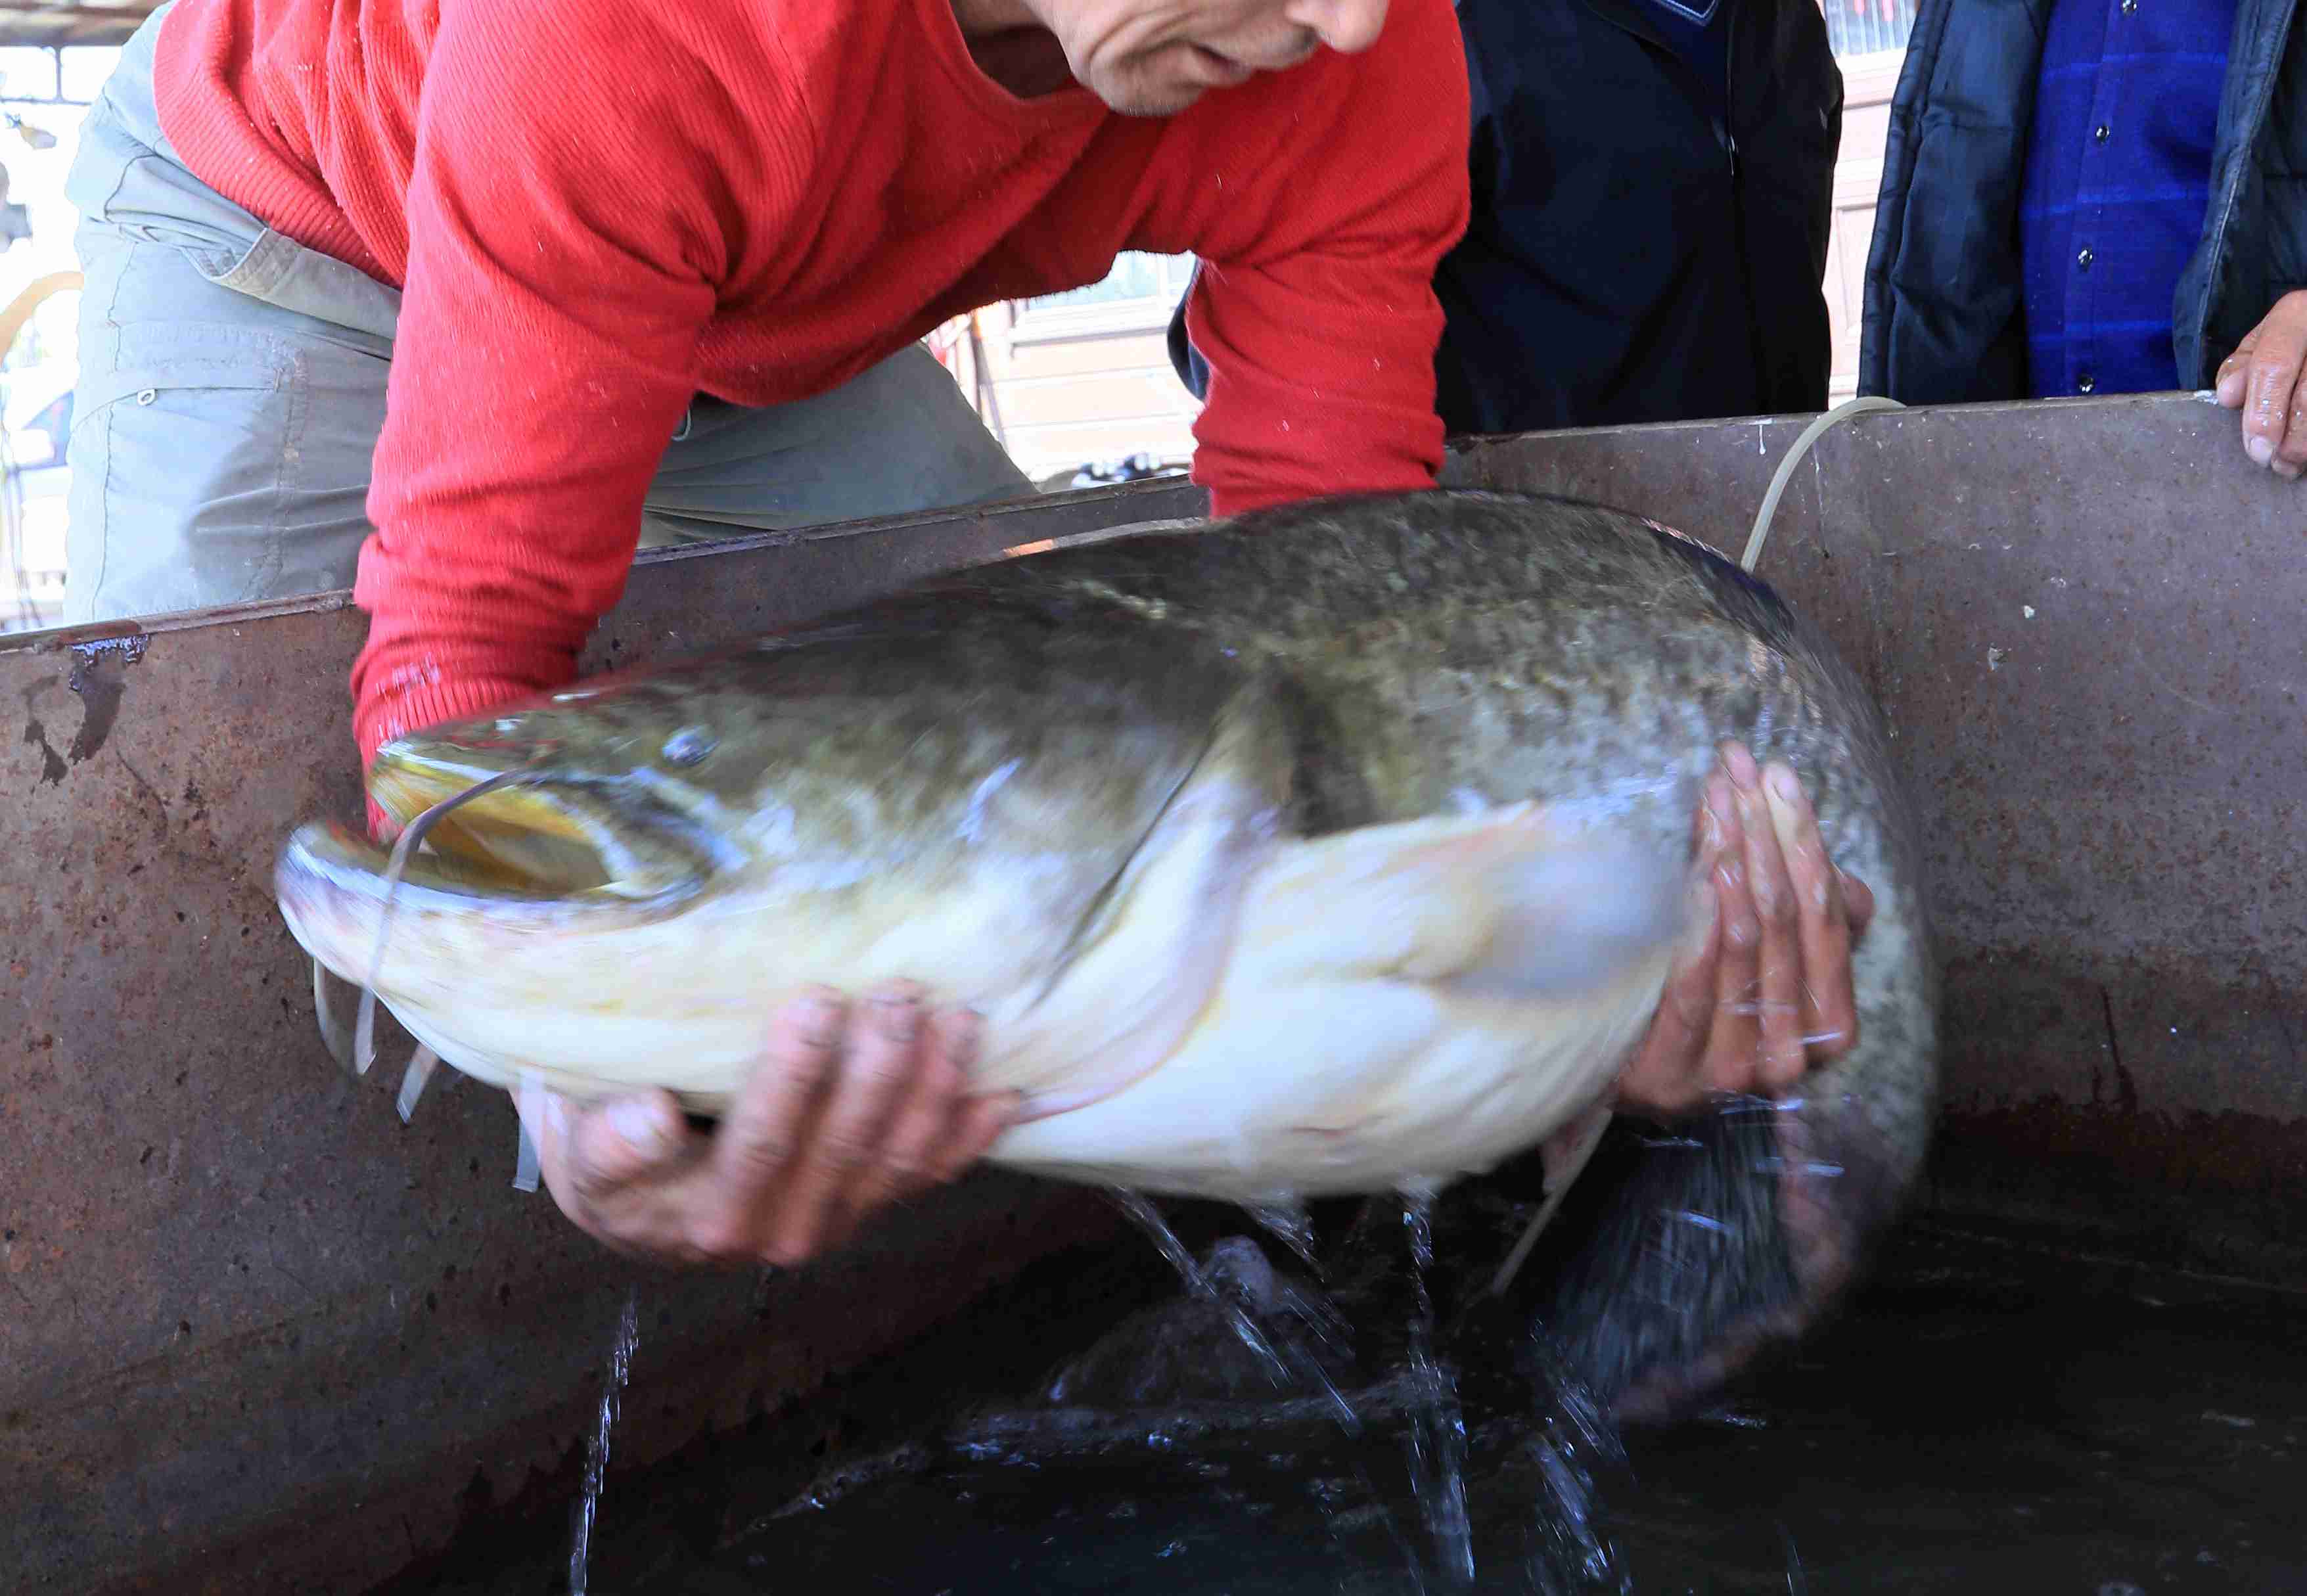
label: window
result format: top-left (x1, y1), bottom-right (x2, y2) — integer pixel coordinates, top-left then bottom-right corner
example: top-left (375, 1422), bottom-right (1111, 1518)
top-left (1011, 251), bottom-right (1196, 340)
top-left (1821, 0), bottom-right (1918, 59)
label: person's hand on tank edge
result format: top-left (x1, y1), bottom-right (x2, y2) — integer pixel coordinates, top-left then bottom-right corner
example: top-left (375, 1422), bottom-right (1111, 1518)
top-left (513, 984), bottom-right (1023, 1267)
top-left (1613, 739), bottom-right (1876, 1118)
top-left (2214, 289), bottom-right (2307, 480)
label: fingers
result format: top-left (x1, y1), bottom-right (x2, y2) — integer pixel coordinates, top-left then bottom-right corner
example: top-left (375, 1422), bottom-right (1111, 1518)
top-left (852, 1003), bottom-right (978, 1214)
top-left (712, 989), bottom-right (847, 1189)
top-left (941, 1088), bottom-right (1024, 1187)
top-left (2247, 308), bottom-right (2307, 478)
top-left (1614, 892), bottom-right (1716, 1115)
top-left (909, 1007), bottom-right (1023, 1195)
top-left (2214, 327), bottom-right (2257, 407)
top-left (1616, 741), bottom-right (1881, 1120)
top-left (2216, 291), bottom-right (2307, 479)
top-left (559, 1090), bottom-right (696, 1205)
top-left (522, 1079), bottom-right (707, 1264)
top-left (692, 988), bottom-right (848, 1262)
top-left (1762, 761), bottom-right (1862, 1068)
top-left (769, 985), bottom-right (928, 1260)
top-left (851, 1004), bottom-right (1018, 1216)
top-left (1615, 771), bottom-right (1729, 1115)
top-left (1701, 748), bottom-right (1766, 1096)
top-left (1736, 752), bottom-right (1808, 1091)
top-left (1840, 868), bottom-right (1877, 938)
top-left (733, 983), bottom-right (1005, 1266)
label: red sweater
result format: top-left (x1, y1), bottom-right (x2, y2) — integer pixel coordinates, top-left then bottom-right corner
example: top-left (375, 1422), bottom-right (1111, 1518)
top-left (153, 0), bottom-right (1471, 773)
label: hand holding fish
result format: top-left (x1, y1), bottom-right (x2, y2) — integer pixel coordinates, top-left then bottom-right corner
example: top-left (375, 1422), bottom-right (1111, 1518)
top-left (513, 985), bottom-right (1022, 1268)
top-left (1614, 740), bottom-right (1875, 1118)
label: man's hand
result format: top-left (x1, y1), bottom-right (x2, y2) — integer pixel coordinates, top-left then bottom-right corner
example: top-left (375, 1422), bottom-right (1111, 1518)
top-left (515, 984), bottom-right (1021, 1269)
top-left (1614, 741), bottom-right (1877, 1117)
top-left (2214, 289), bottom-right (2307, 480)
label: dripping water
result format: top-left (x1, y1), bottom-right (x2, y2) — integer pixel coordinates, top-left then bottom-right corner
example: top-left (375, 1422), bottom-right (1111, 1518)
top-left (570, 1285), bottom-right (642, 1596)
top-left (1517, 1331), bottom-right (1631, 1593)
top-left (1105, 1189), bottom-right (1361, 1432)
top-left (1243, 1195), bottom-right (1323, 1278)
top-left (1091, 1192), bottom-right (1451, 1584)
top-left (1400, 1187), bottom-right (1474, 1586)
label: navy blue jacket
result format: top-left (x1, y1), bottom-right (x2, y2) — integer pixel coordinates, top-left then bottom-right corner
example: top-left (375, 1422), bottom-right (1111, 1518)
top-left (1170, 0), bottom-right (1845, 434)
top-left (1860, 0), bottom-right (2307, 401)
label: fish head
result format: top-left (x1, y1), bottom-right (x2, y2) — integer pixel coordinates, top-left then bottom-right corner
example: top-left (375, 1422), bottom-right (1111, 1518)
top-left (274, 661), bottom-right (787, 1013)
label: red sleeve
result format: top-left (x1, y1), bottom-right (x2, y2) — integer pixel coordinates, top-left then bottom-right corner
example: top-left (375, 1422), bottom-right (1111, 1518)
top-left (1177, 0), bottom-right (1471, 517)
top-left (347, 0), bottom-right (765, 774)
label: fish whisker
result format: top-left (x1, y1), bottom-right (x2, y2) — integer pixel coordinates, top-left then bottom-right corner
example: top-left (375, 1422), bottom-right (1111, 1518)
top-left (311, 957), bottom-right (357, 1074)
top-left (352, 765), bottom-right (564, 1079)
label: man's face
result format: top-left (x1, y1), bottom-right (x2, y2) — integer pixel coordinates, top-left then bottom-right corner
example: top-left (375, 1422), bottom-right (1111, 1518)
top-left (1037, 0), bottom-right (1390, 114)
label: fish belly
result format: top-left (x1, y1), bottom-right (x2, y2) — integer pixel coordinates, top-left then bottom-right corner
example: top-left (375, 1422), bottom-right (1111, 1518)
top-left (989, 799), bottom-right (1697, 1201)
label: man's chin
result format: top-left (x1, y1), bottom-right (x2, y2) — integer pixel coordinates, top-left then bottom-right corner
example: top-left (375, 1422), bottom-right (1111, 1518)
top-left (1091, 78), bottom-right (1210, 116)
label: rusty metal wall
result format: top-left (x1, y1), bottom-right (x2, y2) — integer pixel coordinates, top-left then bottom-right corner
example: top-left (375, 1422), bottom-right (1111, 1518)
top-left (3, 395), bottom-right (2300, 1593)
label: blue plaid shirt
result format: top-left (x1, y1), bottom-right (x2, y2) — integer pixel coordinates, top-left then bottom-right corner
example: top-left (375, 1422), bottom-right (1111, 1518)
top-left (2019, 0), bottom-right (2239, 398)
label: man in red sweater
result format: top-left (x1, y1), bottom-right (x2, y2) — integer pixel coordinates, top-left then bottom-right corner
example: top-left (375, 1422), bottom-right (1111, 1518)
top-left (64, 0), bottom-right (1877, 1269)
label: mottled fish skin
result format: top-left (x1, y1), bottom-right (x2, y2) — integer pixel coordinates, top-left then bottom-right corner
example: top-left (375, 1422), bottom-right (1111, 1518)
top-left (277, 488), bottom-right (1937, 1423)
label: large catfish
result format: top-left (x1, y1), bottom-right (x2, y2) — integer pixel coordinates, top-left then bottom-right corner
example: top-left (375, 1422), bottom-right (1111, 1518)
top-left (274, 488), bottom-right (1937, 1420)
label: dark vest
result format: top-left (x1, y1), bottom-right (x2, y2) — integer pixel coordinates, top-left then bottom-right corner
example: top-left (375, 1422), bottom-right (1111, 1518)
top-left (1169, 0), bottom-right (1844, 434)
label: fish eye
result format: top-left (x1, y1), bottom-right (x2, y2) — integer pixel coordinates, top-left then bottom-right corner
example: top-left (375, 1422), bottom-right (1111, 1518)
top-left (662, 727), bottom-right (716, 767)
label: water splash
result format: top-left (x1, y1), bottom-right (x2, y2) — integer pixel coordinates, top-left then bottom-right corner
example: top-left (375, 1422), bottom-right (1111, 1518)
top-left (570, 1286), bottom-right (641, 1596)
top-left (1105, 1189), bottom-right (1361, 1433)
top-left (1517, 1332), bottom-right (1631, 1593)
top-left (1400, 1187), bottom-right (1474, 1586)
top-left (1323, 1457), bottom-right (1435, 1596)
top-left (1243, 1195), bottom-right (1321, 1277)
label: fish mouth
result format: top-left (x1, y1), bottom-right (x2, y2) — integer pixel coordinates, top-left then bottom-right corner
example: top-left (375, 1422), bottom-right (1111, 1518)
top-left (271, 747), bottom-right (728, 1086)
top-left (279, 748), bottom-right (721, 928)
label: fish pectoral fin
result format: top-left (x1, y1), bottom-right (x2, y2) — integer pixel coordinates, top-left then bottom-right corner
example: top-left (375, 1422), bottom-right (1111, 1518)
top-left (1239, 802), bottom-right (1689, 1003)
